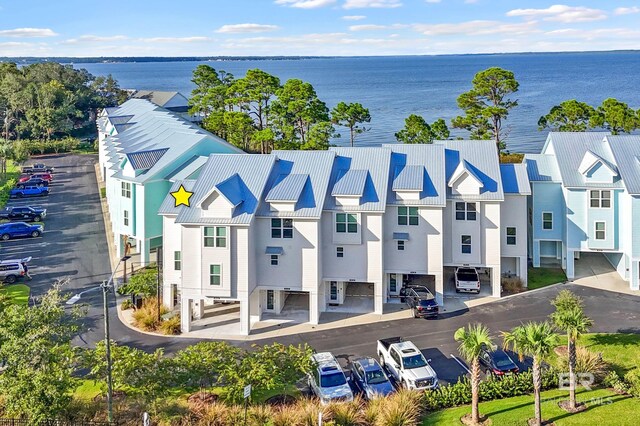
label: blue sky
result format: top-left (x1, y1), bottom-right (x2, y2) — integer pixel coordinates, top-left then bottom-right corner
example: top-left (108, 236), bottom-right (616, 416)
top-left (2, 1), bottom-right (640, 56)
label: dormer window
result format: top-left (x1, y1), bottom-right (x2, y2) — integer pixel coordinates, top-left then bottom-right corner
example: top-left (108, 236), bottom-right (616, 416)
top-left (266, 173), bottom-right (308, 212)
top-left (393, 165), bottom-right (423, 201)
top-left (332, 169), bottom-right (368, 207)
top-left (448, 161), bottom-right (483, 196)
top-left (578, 150), bottom-right (618, 183)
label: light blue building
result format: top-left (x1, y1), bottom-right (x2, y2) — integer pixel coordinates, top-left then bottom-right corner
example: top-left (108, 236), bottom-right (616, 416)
top-left (526, 132), bottom-right (640, 290)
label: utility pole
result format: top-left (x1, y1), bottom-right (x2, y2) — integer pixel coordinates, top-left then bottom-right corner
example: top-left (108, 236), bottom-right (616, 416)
top-left (102, 280), bottom-right (114, 423)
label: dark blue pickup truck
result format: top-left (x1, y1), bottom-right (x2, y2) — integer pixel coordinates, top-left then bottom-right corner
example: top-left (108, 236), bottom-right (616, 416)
top-left (9, 186), bottom-right (49, 198)
top-left (0, 206), bottom-right (47, 222)
top-left (0, 222), bottom-right (44, 240)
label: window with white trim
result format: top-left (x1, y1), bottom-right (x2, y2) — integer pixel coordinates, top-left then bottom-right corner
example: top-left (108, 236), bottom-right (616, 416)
top-left (336, 247), bottom-right (344, 258)
top-left (398, 206), bottom-right (419, 226)
top-left (506, 227), bottom-right (517, 245)
top-left (336, 213), bottom-right (358, 233)
top-left (204, 226), bottom-right (226, 247)
top-left (595, 222), bottom-right (606, 240)
top-left (123, 210), bottom-right (129, 226)
top-left (209, 264), bottom-right (221, 286)
top-left (397, 240), bottom-right (405, 251)
top-left (271, 218), bottom-right (293, 239)
top-left (461, 235), bottom-right (472, 254)
top-left (174, 251), bottom-right (181, 270)
top-left (121, 181), bottom-right (131, 198)
top-left (270, 255), bottom-right (279, 265)
top-left (542, 212), bottom-right (553, 230)
top-left (590, 190), bottom-right (611, 208)
top-left (456, 202), bottom-right (477, 221)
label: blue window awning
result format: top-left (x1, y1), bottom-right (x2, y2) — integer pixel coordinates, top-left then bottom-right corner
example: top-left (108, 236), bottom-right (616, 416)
top-left (393, 232), bottom-right (410, 241)
top-left (265, 246), bottom-right (284, 255)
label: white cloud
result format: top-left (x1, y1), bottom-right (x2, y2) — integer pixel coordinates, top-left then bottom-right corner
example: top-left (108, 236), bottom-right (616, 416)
top-left (63, 35), bottom-right (128, 44)
top-left (342, 15), bottom-right (367, 20)
top-left (0, 28), bottom-right (58, 38)
top-left (216, 24), bottom-right (280, 34)
top-left (343, 0), bottom-right (402, 10)
top-left (544, 27), bottom-right (640, 40)
top-left (425, 0), bottom-right (441, 3)
top-left (506, 5), bottom-right (607, 23)
top-left (274, 0), bottom-right (336, 8)
top-left (614, 7), bottom-right (640, 16)
top-left (140, 36), bottom-right (212, 43)
top-left (350, 24), bottom-right (388, 31)
top-left (414, 20), bottom-right (538, 36)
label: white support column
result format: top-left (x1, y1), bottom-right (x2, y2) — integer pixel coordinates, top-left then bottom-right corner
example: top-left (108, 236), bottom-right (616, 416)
top-left (163, 284), bottom-right (173, 309)
top-left (631, 259), bottom-right (639, 291)
top-left (374, 281), bottom-right (383, 314)
top-left (518, 256), bottom-right (528, 287)
top-left (139, 238), bottom-right (149, 264)
top-left (180, 298), bottom-right (192, 333)
top-left (566, 250), bottom-right (575, 280)
top-left (318, 282), bottom-right (326, 314)
top-left (491, 267), bottom-right (501, 298)
top-left (239, 297), bottom-right (250, 335)
top-left (309, 291), bottom-right (319, 325)
top-left (434, 272), bottom-right (444, 306)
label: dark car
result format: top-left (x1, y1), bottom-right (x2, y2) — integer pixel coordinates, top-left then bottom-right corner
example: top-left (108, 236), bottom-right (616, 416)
top-left (350, 357), bottom-right (395, 399)
top-left (9, 186), bottom-right (49, 198)
top-left (405, 286), bottom-right (439, 318)
top-left (479, 346), bottom-right (519, 377)
top-left (16, 178), bottom-right (50, 189)
top-left (29, 172), bottom-right (53, 182)
top-left (0, 222), bottom-right (44, 240)
top-left (0, 206), bottom-right (47, 222)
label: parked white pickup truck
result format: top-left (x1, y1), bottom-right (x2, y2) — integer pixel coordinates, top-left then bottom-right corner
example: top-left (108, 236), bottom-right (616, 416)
top-left (377, 337), bottom-right (438, 390)
top-left (455, 267), bottom-right (481, 293)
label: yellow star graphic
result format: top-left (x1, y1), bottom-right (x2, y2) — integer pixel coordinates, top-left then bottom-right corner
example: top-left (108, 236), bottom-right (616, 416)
top-left (171, 184), bottom-right (194, 207)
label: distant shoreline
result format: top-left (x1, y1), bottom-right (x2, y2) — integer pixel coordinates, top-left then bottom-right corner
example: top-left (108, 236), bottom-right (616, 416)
top-left (1, 50), bottom-right (639, 65)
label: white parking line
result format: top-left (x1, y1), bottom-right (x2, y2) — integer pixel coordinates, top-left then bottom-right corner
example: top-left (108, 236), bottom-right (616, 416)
top-left (451, 354), bottom-right (471, 374)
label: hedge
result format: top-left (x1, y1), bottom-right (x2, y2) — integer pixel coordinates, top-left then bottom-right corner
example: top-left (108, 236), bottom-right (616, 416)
top-left (423, 369), bottom-right (560, 411)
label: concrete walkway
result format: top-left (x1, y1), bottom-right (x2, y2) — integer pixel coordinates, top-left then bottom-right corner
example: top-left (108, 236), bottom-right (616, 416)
top-left (573, 252), bottom-right (640, 297)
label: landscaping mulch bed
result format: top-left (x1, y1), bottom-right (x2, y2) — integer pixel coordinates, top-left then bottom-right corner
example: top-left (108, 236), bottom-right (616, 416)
top-left (558, 400), bottom-right (587, 413)
top-left (187, 392), bottom-right (219, 405)
top-left (265, 394), bottom-right (297, 406)
top-left (460, 414), bottom-right (492, 426)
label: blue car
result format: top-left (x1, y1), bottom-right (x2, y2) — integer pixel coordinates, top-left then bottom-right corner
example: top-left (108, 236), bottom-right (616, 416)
top-left (350, 357), bottom-right (395, 399)
top-left (0, 222), bottom-right (44, 240)
top-left (10, 185), bottom-right (49, 198)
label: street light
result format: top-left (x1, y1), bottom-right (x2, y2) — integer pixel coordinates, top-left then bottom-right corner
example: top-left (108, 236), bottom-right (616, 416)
top-left (67, 255), bottom-right (130, 424)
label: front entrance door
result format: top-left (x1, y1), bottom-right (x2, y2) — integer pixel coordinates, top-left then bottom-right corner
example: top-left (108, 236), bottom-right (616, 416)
top-left (330, 281), bottom-right (338, 302)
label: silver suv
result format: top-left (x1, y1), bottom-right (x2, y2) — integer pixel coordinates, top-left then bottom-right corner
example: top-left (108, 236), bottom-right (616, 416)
top-left (0, 257), bottom-right (31, 283)
top-left (308, 352), bottom-right (353, 405)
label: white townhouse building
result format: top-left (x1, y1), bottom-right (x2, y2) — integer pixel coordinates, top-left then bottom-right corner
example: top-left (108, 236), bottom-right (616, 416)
top-left (160, 141), bottom-right (529, 335)
top-left (526, 132), bottom-right (640, 291)
top-left (97, 99), bottom-right (241, 263)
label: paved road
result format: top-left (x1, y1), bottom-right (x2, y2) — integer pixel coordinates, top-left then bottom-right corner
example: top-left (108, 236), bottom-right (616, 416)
top-left (10, 155), bottom-right (640, 384)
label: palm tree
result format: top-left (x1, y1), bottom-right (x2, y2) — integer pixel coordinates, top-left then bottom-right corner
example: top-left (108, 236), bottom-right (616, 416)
top-left (502, 322), bottom-right (558, 426)
top-left (551, 289), bottom-right (583, 312)
top-left (551, 305), bottom-right (593, 410)
top-left (454, 323), bottom-right (494, 425)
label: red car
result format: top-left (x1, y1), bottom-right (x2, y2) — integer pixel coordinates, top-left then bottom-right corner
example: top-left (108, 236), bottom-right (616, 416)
top-left (19, 173), bottom-right (53, 183)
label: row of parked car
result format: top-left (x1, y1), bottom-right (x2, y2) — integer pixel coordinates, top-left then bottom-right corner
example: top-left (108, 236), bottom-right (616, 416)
top-left (308, 337), bottom-right (519, 404)
top-left (0, 163), bottom-right (54, 284)
top-left (10, 163), bottom-right (55, 198)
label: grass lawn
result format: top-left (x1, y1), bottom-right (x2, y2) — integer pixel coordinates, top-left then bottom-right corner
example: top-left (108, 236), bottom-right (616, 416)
top-left (527, 266), bottom-right (567, 290)
top-left (74, 380), bottom-right (103, 402)
top-left (423, 387), bottom-right (636, 426)
top-left (0, 284), bottom-right (30, 306)
top-left (578, 333), bottom-right (640, 376)
top-left (0, 160), bottom-right (20, 208)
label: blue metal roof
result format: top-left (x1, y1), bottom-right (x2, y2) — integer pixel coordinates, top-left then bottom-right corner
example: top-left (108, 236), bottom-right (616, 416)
top-left (332, 169), bottom-right (369, 197)
top-left (127, 148), bottom-right (169, 170)
top-left (392, 165), bottom-right (423, 191)
top-left (214, 173), bottom-right (245, 207)
top-left (393, 232), bottom-right (410, 240)
top-left (608, 135), bottom-right (640, 195)
top-left (265, 246), bottom-right (284, 255)
top-left (382, 144), bottom-right (446, 206)
top-left (524, 154), bottom-right (562, 182)
top-left (435, 140), bottom-right (504, 201)
top-left (500, 163), bottom-right (531, 195)
top-left (164, 155), bottom-right (208, 181)
top-left (108, 115), bottom-right (134, 125)
top-left (259, 150), bottom-right (335, 218)
top-left (265, 174), bottom-right (309, 202)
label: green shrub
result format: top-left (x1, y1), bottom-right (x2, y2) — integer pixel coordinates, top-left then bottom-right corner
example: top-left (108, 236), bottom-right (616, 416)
top-left (120, 299), bottom-right (133, 310)
top-left (624, 369), bottom-right (640, 398)
top-left (423, 368), bottom-right (559, 411)
top-left (158, 315), bottom-right (181, 335)
top-left (131, 297), bottom-right (168, 331)
top-left (376, 389), bottom-right (422, 426)
top-left (327, 396), bottom-right (364, 425)
top-left (100, 187), bottom-right (106, 198)
top-left (603, 371), bottom-right (630, 394)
